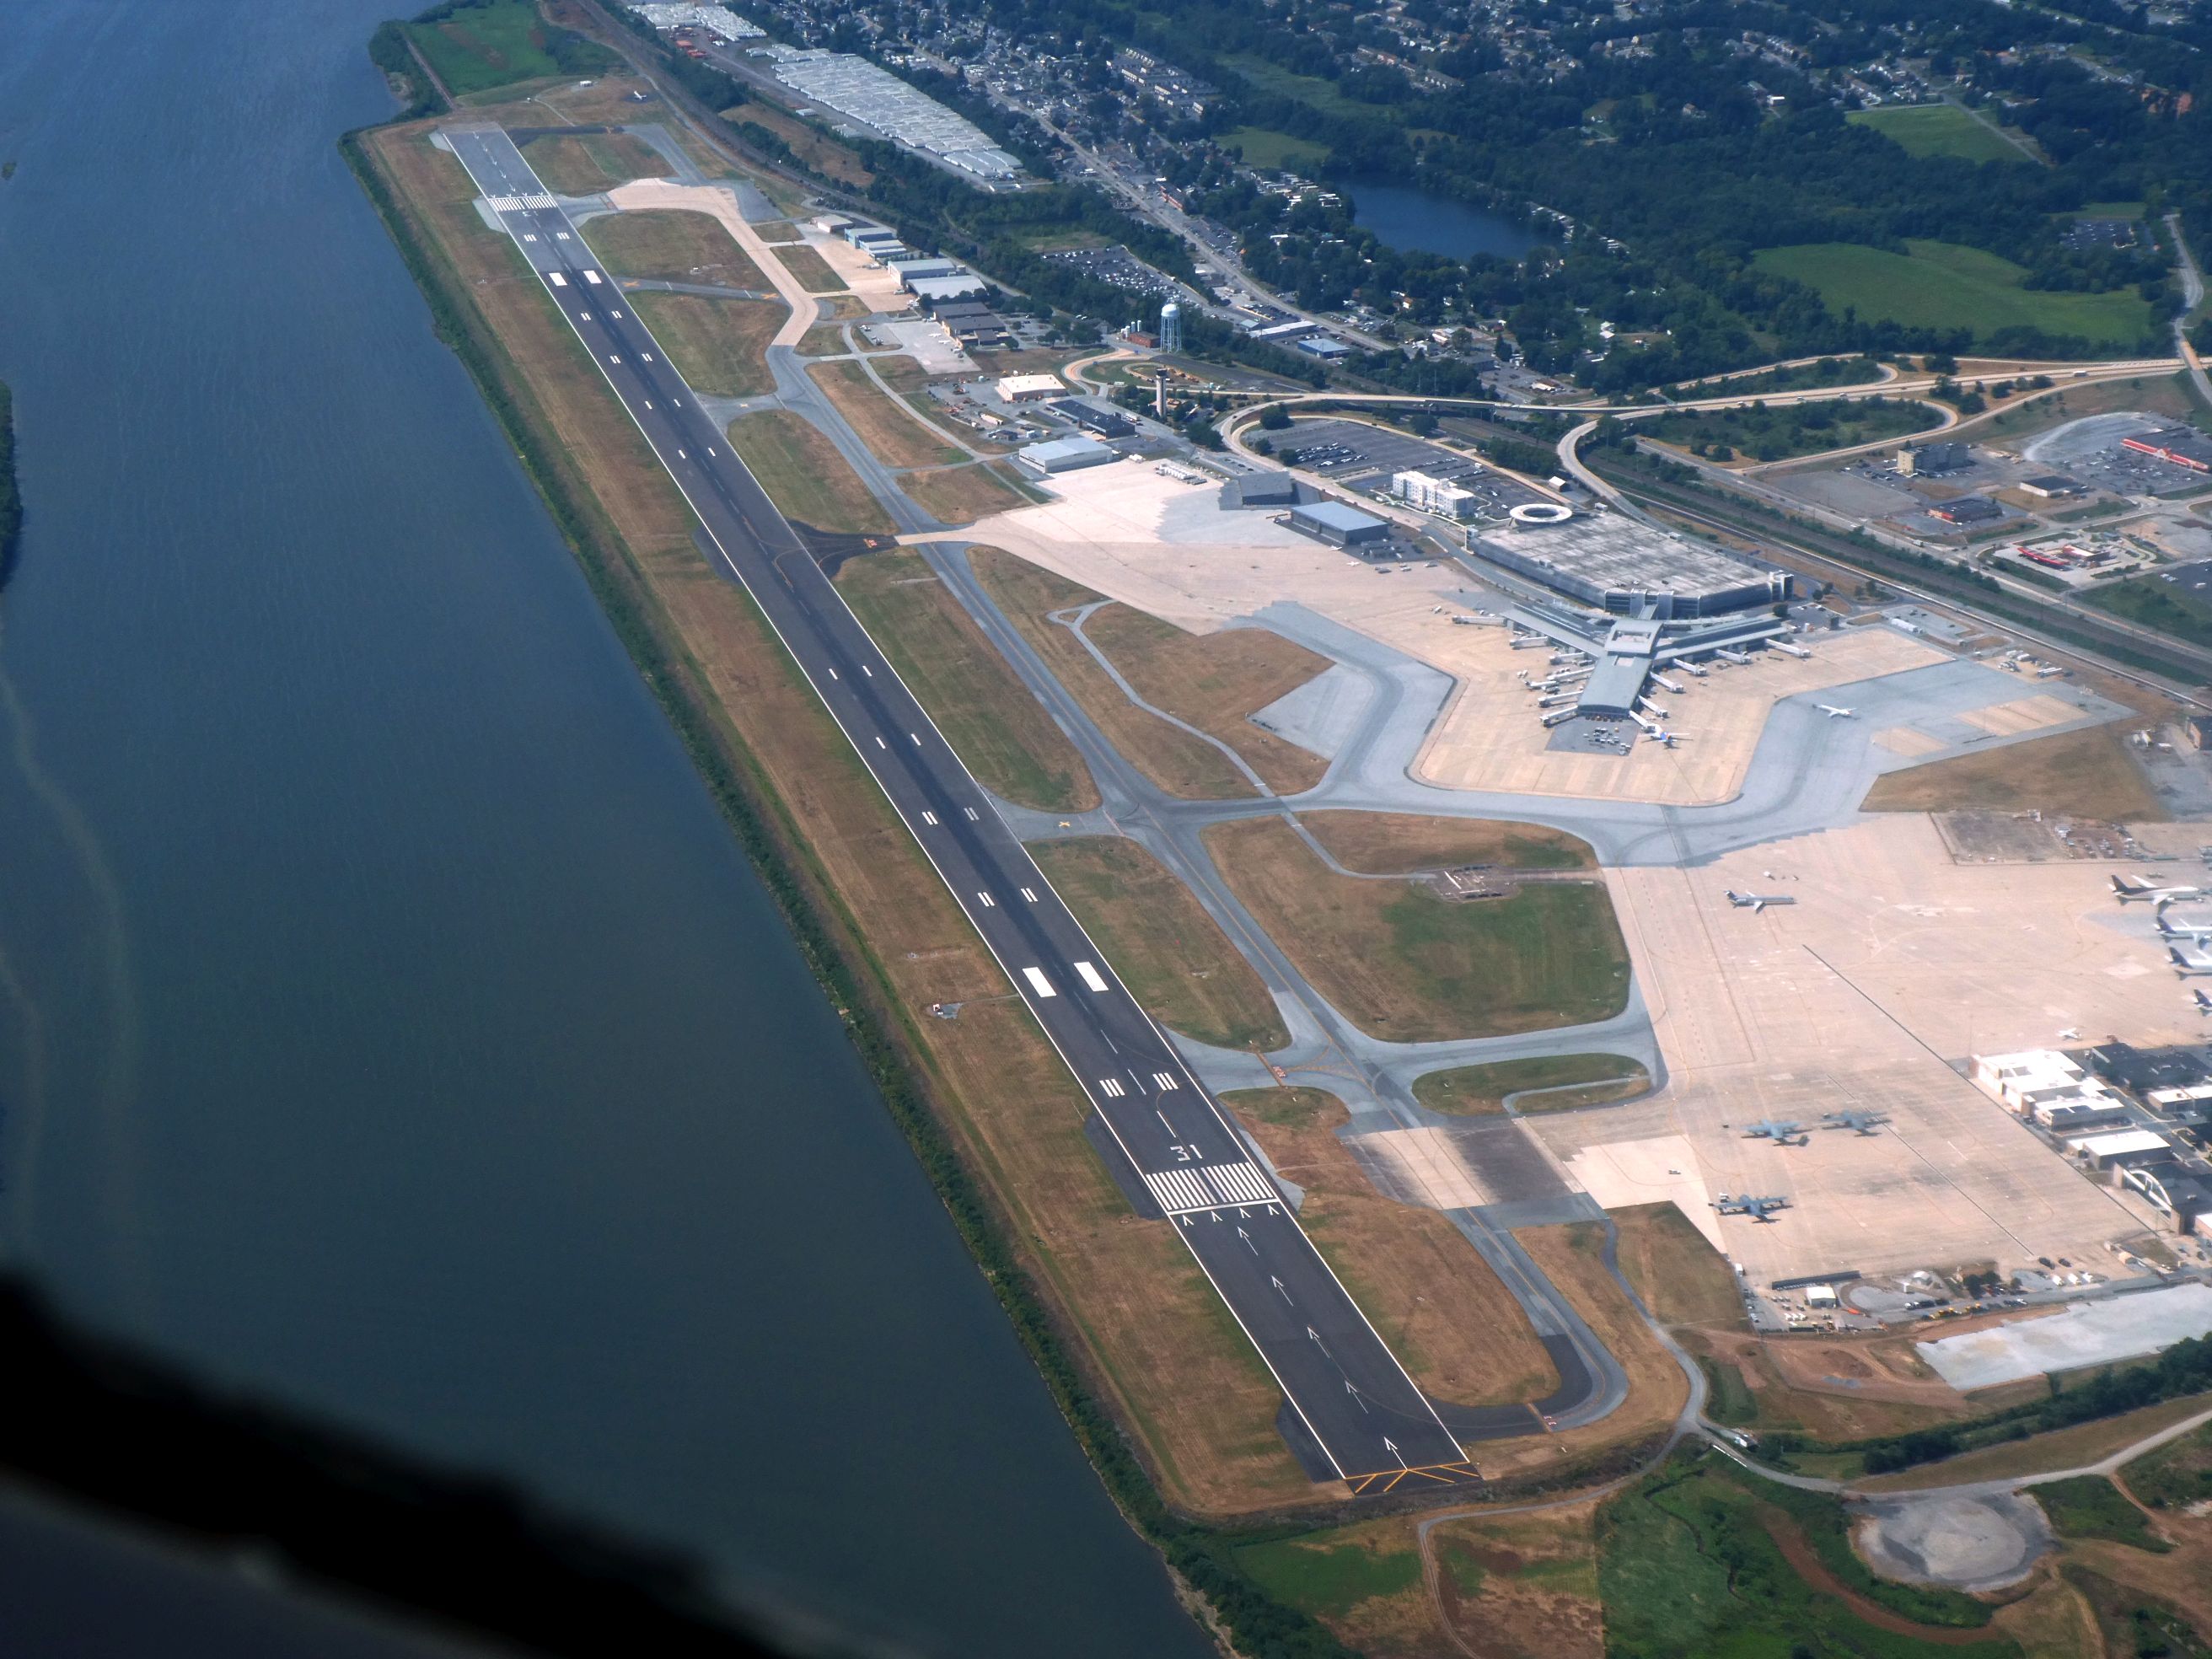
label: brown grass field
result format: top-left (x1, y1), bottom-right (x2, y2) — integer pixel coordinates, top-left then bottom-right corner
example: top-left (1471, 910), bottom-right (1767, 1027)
top-left (765, 241), bottom-right (845, 294)
top-left (1083, 608), bottom-right (1333, 794)
top-left (1414, 1055), bottom-right (1649, 1116)
top-left (1302, 810), bottom-right (1595, 873)
top-left (1856, 1393), bottom-right (2212, 1492)
top-left (629, 293), bottom-right (781, 397)
top-left (1226, 1089), bottom-right (1560, 1407)
top-left (807, 361), bottom-right (964, 470)
top-left (1861, 723), bottom-right (2165, 819)
top-left (733, 105), bottom-right (872, 187)
top-left (971, 549), bottom-right (1259, 798)
top-left (833, 551), bottom-right (1097, 813)
top-left (722, 410), bottom-right (894, 536)
top-left (357, 122), bottom-right (1318, 1517)
top-left (1033, 839), bottom-right (1286, 1050)
top-left (901, 464), bottom-right (1030, 526)
top-left (1610, 1201), bottom-right (1745, 1329)
top-left (1205, 818), bottom-right (1633, 1043)
top-left (797, 323), bottom-right (848, 356)
top-left (1428, 1503), bottom-right (1603, 1659)
top-left (578, 207), bottom-right (767, 290)
top-left (752, 220), bottom-right (803, 244)
top-left (518, 130), bottom-right (668, 194)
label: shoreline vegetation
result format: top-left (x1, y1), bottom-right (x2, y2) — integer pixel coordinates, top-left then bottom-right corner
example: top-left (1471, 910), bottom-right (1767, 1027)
top-left (341, 23), bottom-right (1370, 1656)
top-left (0, 381), bottom-right (20, 583)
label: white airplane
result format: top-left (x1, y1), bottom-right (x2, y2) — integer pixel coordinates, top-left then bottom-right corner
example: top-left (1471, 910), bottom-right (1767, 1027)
top-left (1726, 890), bottom-right (1796, 913)
top-left (1817, 705), bottom-right (1856, 719)
top-left (2157, 912), bottom-right (2212, 942)
top-left (2114, 874), bottom-right (2205, 905)
top-left (2171, 944), bottom-right (2212, 978)
top-left (2194, 989), bottom-right (2212, 1015)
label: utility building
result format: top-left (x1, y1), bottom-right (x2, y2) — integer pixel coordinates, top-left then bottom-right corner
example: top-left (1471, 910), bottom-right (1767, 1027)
top-left (996, 373), bottom-right (1066, 403)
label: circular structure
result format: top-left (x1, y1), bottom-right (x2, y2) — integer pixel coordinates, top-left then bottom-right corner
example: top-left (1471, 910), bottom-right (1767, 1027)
top-left (1853, 1493), bottom-right (2053, 1592)
top-left (1509, 502), bottom-right (1574, 527)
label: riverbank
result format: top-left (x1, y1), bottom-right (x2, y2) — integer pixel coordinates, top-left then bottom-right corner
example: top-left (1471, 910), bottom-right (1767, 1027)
top-left (0, 381), bottom-right (19, 581)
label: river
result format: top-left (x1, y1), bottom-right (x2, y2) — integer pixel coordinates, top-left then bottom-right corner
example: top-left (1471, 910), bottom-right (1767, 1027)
top-left (1340, 174), bottom-right (1538, 261)
top-left (0, 5), bottom-right (1209, 1654)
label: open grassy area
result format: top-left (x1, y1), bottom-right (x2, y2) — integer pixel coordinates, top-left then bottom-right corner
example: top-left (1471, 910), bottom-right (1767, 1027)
top-left (733, 105), bottom-right (872, 188)
top-left (1644, 395), bottom-right (1941, 462)
top-left (403, 0), bottom-right (611, 96)
top-left (765, 241), bottom-right (845, 294)
top-left (1849, 103), bottom-right (2031, 164)
top-left (2086, 572), bottom-right (2212, 652)
top-left (1084, 609), bottom-right (1332, 794)
top-left (2036, 1475), bottom-right (2172, 1551)
top-left (1753, 239), bottom-right (2157, 350)
top-left (1860, 722), bottom-right (2164, 820)
top-left (1205, 817), bottom-right (1630, 1042)
top-left (723, 410), bottom-right (894, 536)
top-left (517, 130), bottom-right (668, 195)
top-left (1300, 810), bottom-right (1592, 872)
top-left (358, 118), bottom-right (1317, 1527)
top-left (1412, 1054), bottom-right (1647, 1115)
top-left (797, 323), bottom-right (847, 357)
top-left (1235, 1521), bottom-right (1423, 1624)
top-left (1224, 1087), bottom-right (1560, 1407)
top-left (1031, 839), bottom-right (1286, 1050)
top-left (1859, 1394), bottom-right (2212, 1492)
top-left (808, 361), bottom-right (964, 470)
top-left (834, 551), bottom-right (1095, 812)
top-left (901, 463), bottom-right (1031, 525)
top-left (1971, 372), bottom-right (2199, 444)
top-left (972, 550), bottom-right (1259, 799)
top-left (628, 293), bottom-right (781, 397)
top-left (1226, 126), bottom-right (1333, 171)
top-left (1612, 1202), bottom-right (1745, 1329)
top-left (578, 209), bottom-right (768, 290)
top-left (2123, 1419), bottom-right (2212, 1510)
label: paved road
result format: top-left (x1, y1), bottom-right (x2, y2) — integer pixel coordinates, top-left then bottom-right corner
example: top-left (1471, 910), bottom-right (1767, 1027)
top-left (441, 124), bottom-right (1479, 1493)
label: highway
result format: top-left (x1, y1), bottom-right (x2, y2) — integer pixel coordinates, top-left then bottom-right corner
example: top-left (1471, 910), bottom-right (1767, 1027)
top-left (441, 124), bottom-right (1479, 1494)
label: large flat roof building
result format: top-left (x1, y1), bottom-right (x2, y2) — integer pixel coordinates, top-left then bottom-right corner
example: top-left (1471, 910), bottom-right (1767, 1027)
top-left (1013, 435), bottom-right (1115, 477)
top-left (996, 373), bottom-right (1065, 403)
top-left (1468, 508), bottom-right (1790, 619)
top-left (1289, 500), bottom-right (1390, 547)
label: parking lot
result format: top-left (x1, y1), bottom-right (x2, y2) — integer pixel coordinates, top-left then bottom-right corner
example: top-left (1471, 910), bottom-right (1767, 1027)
top-left (1280, 417), bottom-right (1549, 517)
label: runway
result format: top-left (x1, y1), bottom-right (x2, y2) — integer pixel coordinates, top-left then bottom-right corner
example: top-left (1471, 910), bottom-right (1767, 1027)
top-left (440, 125), bottom-right (1479, 1491)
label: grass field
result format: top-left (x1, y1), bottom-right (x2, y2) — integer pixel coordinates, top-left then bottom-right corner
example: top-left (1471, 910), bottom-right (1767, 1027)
top-left (733, 106), bottom-right (872, 188)
top-left (1031, 839), bottom-right (1286, 1050)
top-left (1849, 103), bottom-right (2030, 164)
top-left (2123, 1420), bottom-right (2212, 1510)
top-left (1753, 239), bottom-right (2157, 349)
top-left (1225, 126), bottom-right (1332, 171)
top-left (972, 550), bottom-right (1259, 798)
top-left (797, 323), bottom-right (848, 357)
top-left (578, 209), bottom-right (768, 291)
top-left (1235, 1526), bottom-right (1422, 1623)
top-left (404, 0), bottom-right (609, 96)
top-left (1859, 1394), bottom-right (2212, 1492)
top-left (1413, 1054), bottom-right (1648, 1115)
top-left (517, 131), bottom-right (667, 195)
top-left (1611, 1203), bottom-right (1745, 1329)
top-left (629, 293), bottom-right (781, 397)
top-left (1300, 810), bottom-right (1592, 872)
top-left (723, 410), bottom-right (893, 535)
top-left (1085, 610), bottom-right (1332, 794)
top-left (2036, 1475), bottom-right (2172, 1551)
top-left (2086, 572), bottom-right (2212, 652)
top-left (765, 242), bottom-right (845, 294)
top-left (1224, 1087), bottom-right (1560, 1406)
top-left (1205, 818), bottom-right (1629, 1042)
top-left (1860, 722), bottom-right (2164, 820)
top-left (1643, 395), bottom-right (1941, 462)
top-left (808, 361), bottom-right (964, 470)
top-left (901, 464), bottom-right (1030, 525)
top-left (834, 551), bottom-right (1095, 812)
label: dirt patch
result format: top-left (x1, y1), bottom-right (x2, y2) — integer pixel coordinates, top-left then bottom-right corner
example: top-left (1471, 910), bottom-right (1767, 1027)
top-left (971, 548), bottom-right (1258, 799)
top-left (1032, 838), bottom-right (1286, 1050)
top-left (1084, 608), bottom-right (1332, 794)
top-left (1205, 816), bottom-right (1632, 1043)
top-left (1862, 722), bottom-right (2164, 821)
top-left (579, 207), bottom-right (767, 290)
top-left (1224, 1089), bottom-right (1561, 1408)
top-left (1302, 810), bottom-right (1596, 874)
top-left (834, 550), bottom-right (1095, 812)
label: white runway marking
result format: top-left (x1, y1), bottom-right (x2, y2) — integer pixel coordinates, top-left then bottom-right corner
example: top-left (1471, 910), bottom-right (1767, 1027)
top-left (977, 891), bottom-right (995, 908)
top-left (582, 268), bottom-right (603, 284)
top-left (525, 192), bottom-right (556, 208)
top-left (1144, 1168), bottom-right (1216, 1216)
top-left (1204, 1162), bottom-right (1277, 1207)
top-left (921, 810), bottom-right (937, 825)
top-left (1152, 1072), bottom-right (1180, 1092)
top-left (1022, 966), bottom-right (1056, 998)
top-left (547, 271), bottom-right (567, 287)
top-left (1020, 887), bottom-right (1039, 905)
top-left (1099, 1077), bottom-right (1127, 1098)
top-left (1073, 960), bottom-right (1107, 991)
top-left (963, 807), bottom-right (979, 821)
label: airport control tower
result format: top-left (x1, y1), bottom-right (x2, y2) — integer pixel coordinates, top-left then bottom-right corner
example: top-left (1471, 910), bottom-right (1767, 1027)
top-left (1157, 299), bottom-right (1183, 354)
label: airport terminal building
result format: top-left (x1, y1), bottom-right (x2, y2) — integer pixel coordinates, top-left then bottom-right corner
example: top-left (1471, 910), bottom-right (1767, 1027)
top-left (1468, 507), bottom-right (1791, 619)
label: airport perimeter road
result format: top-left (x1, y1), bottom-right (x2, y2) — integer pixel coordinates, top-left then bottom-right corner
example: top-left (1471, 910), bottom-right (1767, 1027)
top-left (442, 125), bottom-right (1478, 1495)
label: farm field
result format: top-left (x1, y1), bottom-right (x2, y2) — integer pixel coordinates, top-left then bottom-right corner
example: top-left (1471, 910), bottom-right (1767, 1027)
top-left (1753, 239), bottom-right (2157, 350)
top-left (1848, 103), bottom-right (2030, 164)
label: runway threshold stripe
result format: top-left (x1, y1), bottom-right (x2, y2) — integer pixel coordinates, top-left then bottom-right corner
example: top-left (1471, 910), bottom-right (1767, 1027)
top-left (1204, 1162), bottom-right (1277, 1206)
top-left (1143, 1168), bottom-right (1216, 1215)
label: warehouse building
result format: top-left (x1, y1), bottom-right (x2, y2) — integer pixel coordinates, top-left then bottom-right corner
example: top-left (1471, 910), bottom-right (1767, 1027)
top-left (886, 256), bottom-right (964, 286)
top-left (2124, 1159), bottom-right (2212, 1233)
top-left (2068, 1128), bottom-right (2174, 1170)
top-left (1013, 436), bottom-right (1116, 477)
top-left (1467, 507), bottom-right (1791, 619)
top-left (1221, 471), bottom-right (1301, 509)
top-left (1288, 500), bottom-right (1390, 547)
top-left (1930, 496), bottom-right (2003, 526)
top-left (910, 272), bottom-right (991, 304)
top-left (996, 373), bottom-right (1065, 404)
top-left (1050, 398), bottom-right (1135, 438)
